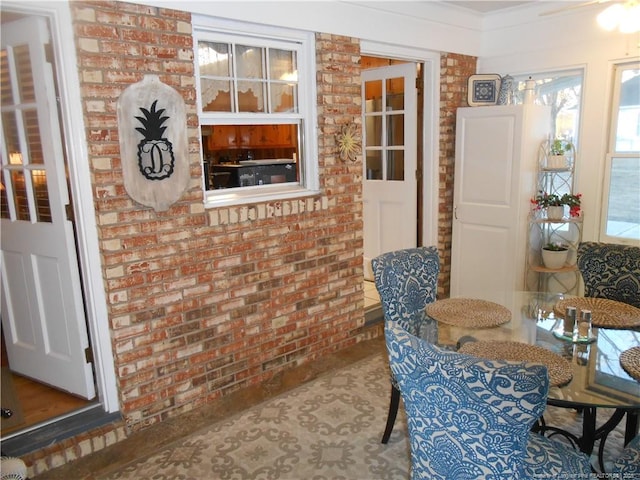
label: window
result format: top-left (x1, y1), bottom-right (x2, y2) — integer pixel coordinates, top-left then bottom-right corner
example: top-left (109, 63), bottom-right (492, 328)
top-left (513, 69), bottom-right (583, 142)
top-left (193, 17), bottom-right (318, 207)
top-left (513, 70), bottom-right (584, 200)
top-left (601, 62), bottom-right (640, 242)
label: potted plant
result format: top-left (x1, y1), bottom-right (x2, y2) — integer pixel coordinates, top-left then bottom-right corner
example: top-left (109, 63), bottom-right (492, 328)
top-left (531, 192), bottom-right (564, 220)
top-left (531, 191), bottom-right (582, 220)
top-left (541, 242), bottom-right (569, 269)
top-left (547, 138), bottom-right (572, 169)
top-left (560, 192), bottom-right (582, 218)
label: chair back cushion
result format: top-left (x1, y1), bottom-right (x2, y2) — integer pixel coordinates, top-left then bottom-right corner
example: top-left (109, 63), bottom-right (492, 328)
top-left (386, 323), bottom-right (549, 480)
top-left (372, 247), bottom-right (439, 342)
top-left (577, 242), bottom-right (640, 308)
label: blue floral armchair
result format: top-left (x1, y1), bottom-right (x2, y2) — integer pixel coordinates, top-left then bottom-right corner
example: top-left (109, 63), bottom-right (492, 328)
top-left (613, 433), bottom-right (640, 475)
top-left (577, 242), bottom-right (640, 308)
top-left (372, 246), bottom-right (440, 443)
top-left (385, 323), bottom-right (593, 479)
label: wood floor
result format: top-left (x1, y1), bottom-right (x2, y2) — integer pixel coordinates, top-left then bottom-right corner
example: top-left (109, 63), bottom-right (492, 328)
top-left (2, 371), bottom-right (92, 436)
top-left (1, 330), bottom-right (93, 437)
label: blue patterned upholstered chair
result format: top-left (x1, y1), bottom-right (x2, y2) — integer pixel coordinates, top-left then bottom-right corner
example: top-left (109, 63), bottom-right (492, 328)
top-left (385, 323), bottom-right (593, 479)
top-left (613, 434), bottom-right (640, 475)
top-left (372, 246), bottom-right (440, 444)
top-left (577, 242), bottom-right (640, 308)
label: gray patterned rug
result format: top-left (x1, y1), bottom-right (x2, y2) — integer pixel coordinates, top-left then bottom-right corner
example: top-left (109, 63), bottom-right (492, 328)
top-left (100, 351), bottom-right (627, 479)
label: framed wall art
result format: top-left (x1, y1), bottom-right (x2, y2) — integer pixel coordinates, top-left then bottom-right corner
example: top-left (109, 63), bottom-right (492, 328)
top-left (467, 74), bottom-right (502, 106)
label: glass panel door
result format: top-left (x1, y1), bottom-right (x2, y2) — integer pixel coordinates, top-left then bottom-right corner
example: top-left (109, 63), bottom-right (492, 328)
top-left (364, 76), bottom-right (406, 181)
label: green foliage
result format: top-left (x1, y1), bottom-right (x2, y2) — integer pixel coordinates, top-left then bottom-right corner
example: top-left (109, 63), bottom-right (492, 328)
top-left (549, 138), bottom-right (571, 156)
top-left (531, 191), bottom-right (581, 209)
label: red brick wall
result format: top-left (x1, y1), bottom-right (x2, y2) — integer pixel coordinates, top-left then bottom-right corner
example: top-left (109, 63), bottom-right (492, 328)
top-left (24, 4), bottom-right (475, 474)
top-left (71, 0), bottom-right (364, 431)
top-left (438, 53), bottom-right (477, 296)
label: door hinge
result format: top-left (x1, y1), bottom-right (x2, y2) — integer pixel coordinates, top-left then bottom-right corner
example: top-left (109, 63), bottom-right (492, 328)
top-left (45, 43), bottom-right (54, 64)
top-left (65, 203), bottom-right (75, 223)
top-left (85, 346), bottom-right (94, 364)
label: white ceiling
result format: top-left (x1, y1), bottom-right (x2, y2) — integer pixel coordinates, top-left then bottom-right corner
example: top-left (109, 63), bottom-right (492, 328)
top-left (446, 1), bottom-right (535, 13)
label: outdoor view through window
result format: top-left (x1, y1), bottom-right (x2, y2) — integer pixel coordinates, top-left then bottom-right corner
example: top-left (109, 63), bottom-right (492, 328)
top-left (604, 63), bottom-right (639, 241)
top-left (514, 67), bottom-right (639, 242)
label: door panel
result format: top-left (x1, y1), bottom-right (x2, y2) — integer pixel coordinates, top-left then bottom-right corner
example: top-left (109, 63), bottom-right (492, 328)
top-left (362, 63), bottom-right (418, 280)
top-left (451, 106), bottom-right (550, 305)
top-left (1, 16), bottom-right (95, 399)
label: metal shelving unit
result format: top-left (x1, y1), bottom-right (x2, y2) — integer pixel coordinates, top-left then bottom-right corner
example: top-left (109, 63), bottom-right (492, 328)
top-left (526, 140), bottom-right (582, 294)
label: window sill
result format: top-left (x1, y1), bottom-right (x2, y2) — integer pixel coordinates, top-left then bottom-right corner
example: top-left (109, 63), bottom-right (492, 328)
top-left (204, 183), bottom-right (321, 209)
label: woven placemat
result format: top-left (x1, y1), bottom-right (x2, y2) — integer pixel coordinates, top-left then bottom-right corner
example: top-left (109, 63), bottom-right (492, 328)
top-left (554, 297), bottom-right (640, 330)
top-left (620, 346), bottom-right (640, 382)
top-left (458, 340), bottom-right (573, 387)
top-left (426, 298), bottom-right (511, 328)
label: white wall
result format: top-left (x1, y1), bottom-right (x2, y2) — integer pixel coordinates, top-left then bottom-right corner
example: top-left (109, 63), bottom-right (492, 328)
top-left (478, 3), bottom-right (639, 241)
top-left (130, 0), bottom-right (485, 55)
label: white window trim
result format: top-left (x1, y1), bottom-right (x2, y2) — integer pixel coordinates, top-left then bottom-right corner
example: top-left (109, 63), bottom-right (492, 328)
top-left (192, 16), bottom-right (319, 208)
top-left (599, 60), bottom-right (640, 245)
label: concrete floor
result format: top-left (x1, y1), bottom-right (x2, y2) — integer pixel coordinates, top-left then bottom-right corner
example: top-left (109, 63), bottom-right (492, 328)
top-left (364, 279), bottom-right (381, 310)
top-left (36, 332), bottom-right (386, 479)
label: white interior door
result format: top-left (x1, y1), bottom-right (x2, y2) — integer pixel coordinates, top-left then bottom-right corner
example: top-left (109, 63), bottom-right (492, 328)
top-left (362, 63), bottom-right (418, 280)
top-left (1, 16), bottom-right (95, 399)
top-left (450, 106), bottom-right (549, 305)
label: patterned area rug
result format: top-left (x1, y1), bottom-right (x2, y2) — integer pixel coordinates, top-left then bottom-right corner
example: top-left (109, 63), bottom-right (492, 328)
top-left (100, 352), bottom-right (628, 479)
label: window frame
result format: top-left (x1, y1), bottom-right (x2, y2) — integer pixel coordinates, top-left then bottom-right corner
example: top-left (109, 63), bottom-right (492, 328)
top-left (599, 61), bottom-right (640, 244)
top-left (511, 69), bottom-right (585, 243)
top-left (193, 16), bottom-right (319, 208)
top-left (512, 68), bottom-right (584, 144)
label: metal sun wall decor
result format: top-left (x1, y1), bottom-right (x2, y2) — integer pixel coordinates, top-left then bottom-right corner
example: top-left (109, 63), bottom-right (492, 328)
top-left (337, 123), bottom-right (361, 162)
top-left (117, 75), bottom-right (189, 212)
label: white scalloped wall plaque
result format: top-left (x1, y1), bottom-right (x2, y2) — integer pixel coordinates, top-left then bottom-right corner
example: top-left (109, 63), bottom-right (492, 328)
top-left (117, 75), bottom-right (189, 212)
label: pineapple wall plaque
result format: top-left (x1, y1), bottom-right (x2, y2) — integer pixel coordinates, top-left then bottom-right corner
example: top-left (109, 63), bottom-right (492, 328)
top-left (117, 75), bottom-right (189, 212)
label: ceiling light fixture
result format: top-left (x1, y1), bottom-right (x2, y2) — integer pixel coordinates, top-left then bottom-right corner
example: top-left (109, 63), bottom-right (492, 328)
top-left (597, 0), bottom-right (640, 33)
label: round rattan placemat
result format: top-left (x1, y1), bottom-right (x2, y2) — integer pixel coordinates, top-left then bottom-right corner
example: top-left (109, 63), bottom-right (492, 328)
top-left (426, 298), bottom-right (511, 328)
top-left (620, 346), bottom-right (640, 382)
top-left (553, 297), bottom-right (640, 330)
top-left (458, 340), bottom-right (573, 387)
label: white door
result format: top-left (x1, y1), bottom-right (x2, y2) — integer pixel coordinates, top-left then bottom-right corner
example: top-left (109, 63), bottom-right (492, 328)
top-left (362, 63), bottom-right (418, 280)
top-left (0, 17), bottom-right (96, 399)
top-left (450, 105), bottom-right (549, 304)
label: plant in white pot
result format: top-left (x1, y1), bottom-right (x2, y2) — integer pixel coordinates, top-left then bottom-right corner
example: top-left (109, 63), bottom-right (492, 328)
top-left (547, 138), bottom-right (571, 169)
top-left (531, 192), bottom-right (564, 220)
top-left (560, 192), bottom-right (582, 218)
top-left (531, 191), bottom-right (582, 221)
top-left (541, 242), bottom-right (569, 269)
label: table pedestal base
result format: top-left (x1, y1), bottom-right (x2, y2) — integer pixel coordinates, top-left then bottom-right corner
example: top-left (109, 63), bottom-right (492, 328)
top-left (534, 406), bottom-right (639, 473)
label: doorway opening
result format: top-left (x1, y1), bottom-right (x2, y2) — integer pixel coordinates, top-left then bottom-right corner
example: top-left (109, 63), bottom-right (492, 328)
top-left (361, 55), bottom-right (425, 320)
top-left (1, 331), bottom-right (94, 438)
top-left (362, 55), bottom-right (425, 242)
top-left (0, 8), bottom-right (104, 450)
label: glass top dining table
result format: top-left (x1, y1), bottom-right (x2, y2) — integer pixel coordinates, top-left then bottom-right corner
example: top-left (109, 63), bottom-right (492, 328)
top-left (431, 290), bottom-right (640, 471)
